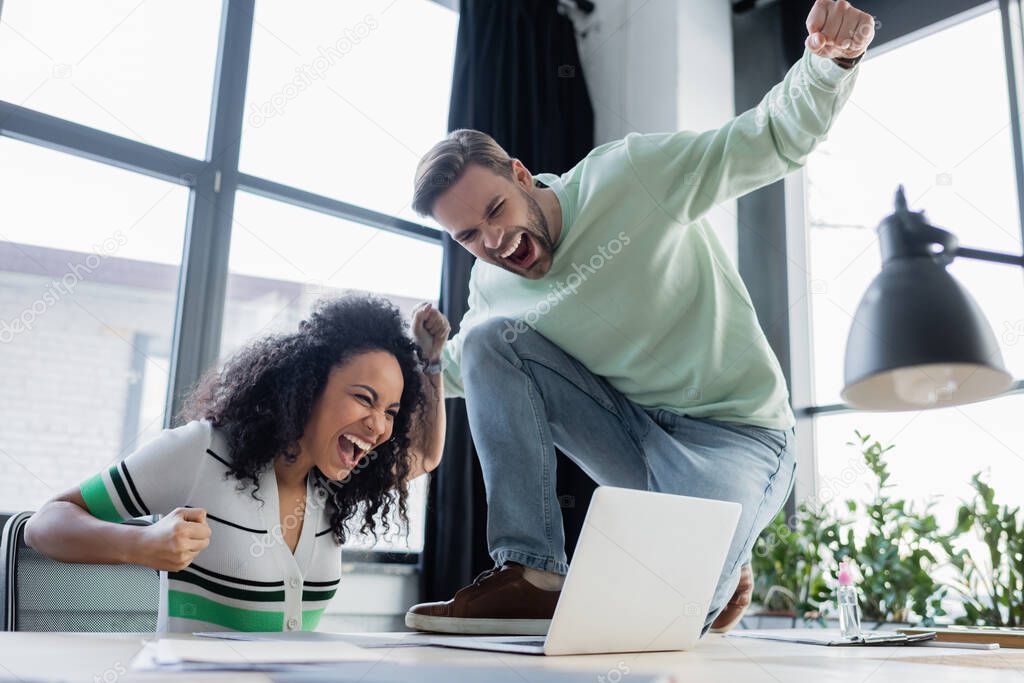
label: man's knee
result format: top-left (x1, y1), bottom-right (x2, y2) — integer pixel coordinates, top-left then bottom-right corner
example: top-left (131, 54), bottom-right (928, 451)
top-left (462, 317), bottom-right (541, 365)
top-left (463, 317), bottom-right (517, 351)
top-left (462, 317), bottom-right (514, 365)
top-left (462, 318), bottom-right (567, 390)
top-left (461, 318), bottom-right (520, 382)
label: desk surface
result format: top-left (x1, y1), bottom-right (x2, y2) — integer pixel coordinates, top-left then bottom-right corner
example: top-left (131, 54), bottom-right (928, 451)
top-left (0, 631), bottom-right (1020, 682)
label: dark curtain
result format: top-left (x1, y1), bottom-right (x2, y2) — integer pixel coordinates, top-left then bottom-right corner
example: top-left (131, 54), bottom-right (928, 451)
top-left (421, 0), bottom-right (596, 602)
top-left (780, 0), bottom-right (811, 68)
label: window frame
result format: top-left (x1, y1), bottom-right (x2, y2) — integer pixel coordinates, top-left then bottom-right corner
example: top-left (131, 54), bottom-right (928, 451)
top-left (782, 0), bottom-right (1024, 504)
top-left (0, 0), bottom-right (446, 564)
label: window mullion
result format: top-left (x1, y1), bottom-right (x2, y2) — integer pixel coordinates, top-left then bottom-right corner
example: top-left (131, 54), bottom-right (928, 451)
top-left (1001, 0), bottom-right (1024, 265)
top-left (166, 0), bottom-right (255, 426)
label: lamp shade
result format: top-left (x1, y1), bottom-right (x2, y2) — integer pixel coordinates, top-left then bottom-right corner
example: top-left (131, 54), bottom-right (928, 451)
top-left (841, 189), bottom-right (1013, 410)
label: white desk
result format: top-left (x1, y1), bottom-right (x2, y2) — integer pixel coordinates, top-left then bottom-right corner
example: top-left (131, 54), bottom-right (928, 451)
top-left (0, 631), bottom-right (1019, 682)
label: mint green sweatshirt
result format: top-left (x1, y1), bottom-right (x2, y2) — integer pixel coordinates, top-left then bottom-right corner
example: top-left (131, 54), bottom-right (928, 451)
top-left (441, 48), bottom-right (860, 430)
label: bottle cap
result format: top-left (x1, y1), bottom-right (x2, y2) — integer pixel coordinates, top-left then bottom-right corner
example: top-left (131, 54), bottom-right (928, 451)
top-left (838, 561), bottom-right (854, 586)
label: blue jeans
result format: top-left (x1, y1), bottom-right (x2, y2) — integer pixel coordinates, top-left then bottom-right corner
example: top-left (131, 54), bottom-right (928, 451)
top-left (460, 318), bottom-right (797, 634)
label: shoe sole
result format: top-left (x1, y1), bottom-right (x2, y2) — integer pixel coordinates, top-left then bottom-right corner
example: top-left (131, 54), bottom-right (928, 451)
top-left (405, 611), bottom-right (551, 635)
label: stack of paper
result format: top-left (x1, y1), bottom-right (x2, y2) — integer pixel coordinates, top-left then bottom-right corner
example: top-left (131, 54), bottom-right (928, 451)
top-left (132, 638), bottom-right (382, 672)
top-left (195, 630), bottom-right (436, 648)
top-left (134, 636), bottom-right (678, 682)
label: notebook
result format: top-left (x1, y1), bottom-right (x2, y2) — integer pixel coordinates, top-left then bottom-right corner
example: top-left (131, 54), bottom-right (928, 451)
top-left (901, 626), bottom-right (1024, 649)
top-left (727, 629), bottom-right (936, 646)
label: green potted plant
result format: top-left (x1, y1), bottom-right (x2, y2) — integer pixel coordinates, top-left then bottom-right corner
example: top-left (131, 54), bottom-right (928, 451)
top-left (750, 504), bottom-right (839, 626)
top-left (749, 430), bottom-right (948, 628)
top-left (832, 431), bottom-right (948, 627)
top-left (942, 473), bottom-right (1023, 627)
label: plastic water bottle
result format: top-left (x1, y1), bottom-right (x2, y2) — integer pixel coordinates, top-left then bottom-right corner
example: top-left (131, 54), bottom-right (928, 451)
top-left (836, 561), bottom-right (861, 639)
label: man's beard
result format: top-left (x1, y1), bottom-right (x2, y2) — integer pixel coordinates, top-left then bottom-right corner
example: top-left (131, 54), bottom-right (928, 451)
top-left (522, 187), bottom-right (554, 254)
top-left (490, 186), bottom-right (554, 275)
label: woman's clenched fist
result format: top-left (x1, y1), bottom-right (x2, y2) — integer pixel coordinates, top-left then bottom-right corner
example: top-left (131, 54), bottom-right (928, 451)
top-left (135, 507), bottom-right (212, 571)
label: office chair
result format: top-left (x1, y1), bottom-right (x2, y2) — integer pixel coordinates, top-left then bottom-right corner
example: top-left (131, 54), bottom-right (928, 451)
top-left (0, 511), bottom-right (160, 631)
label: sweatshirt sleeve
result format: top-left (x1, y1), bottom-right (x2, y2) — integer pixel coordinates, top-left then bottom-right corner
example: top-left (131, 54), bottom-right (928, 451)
top-left (627, 48), bottom-right (859, 225)
top-left (441, 337), bottom-right (466, 399)
top-left (440, 265), bottom-right (491, 399)
top-left (78, 420), bottom-right (210, 521)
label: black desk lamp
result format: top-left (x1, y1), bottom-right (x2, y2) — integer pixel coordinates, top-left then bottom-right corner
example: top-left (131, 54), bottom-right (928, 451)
top-left (841, 187), bottom-right (1021, 410)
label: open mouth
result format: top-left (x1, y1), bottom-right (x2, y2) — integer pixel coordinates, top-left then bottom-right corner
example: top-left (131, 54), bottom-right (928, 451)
top-left (336, 432), bottom-right (371, 471)
top-left (498, 231), bottom-right (539, 271)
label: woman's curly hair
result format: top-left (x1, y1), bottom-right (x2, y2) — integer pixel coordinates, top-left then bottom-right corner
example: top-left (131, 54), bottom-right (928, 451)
top-left (181, 295), bottom-right (428, 545)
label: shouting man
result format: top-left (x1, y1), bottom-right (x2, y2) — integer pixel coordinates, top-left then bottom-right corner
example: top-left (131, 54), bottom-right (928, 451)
top-left (406, 0), bottom-right (875, 635)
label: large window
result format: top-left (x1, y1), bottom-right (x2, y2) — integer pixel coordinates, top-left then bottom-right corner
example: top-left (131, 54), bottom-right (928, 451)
top-left (0, 137), bottom-right (188, 511)
top-left (0, 0), bottom-right (222, 157)
top-left (220, 192), bottom-right (443, 552)
top-left (801, 5), bottom-right (1024, 524)
top-left (220, 191), bottom-right (443, 361)
top-left (0, 0), bottom-right (456, 557)
top-left (239, 1), bottom-right (457, 225)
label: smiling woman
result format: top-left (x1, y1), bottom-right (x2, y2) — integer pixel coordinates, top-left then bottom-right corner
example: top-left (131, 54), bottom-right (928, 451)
top-left (183, 296), bottom-right (434, 543)
top-left (23, 294), bottom-right (448, 633)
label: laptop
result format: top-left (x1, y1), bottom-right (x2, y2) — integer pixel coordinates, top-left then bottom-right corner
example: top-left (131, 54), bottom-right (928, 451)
top-left (431, 486), bottom-right (742, 656)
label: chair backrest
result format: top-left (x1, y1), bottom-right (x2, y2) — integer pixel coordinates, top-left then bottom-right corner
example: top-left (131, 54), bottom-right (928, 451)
top-left (1, 512), bottom-right (160, 631)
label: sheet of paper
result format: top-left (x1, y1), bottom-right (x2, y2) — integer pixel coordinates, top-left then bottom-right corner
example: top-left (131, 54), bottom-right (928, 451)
top-left (132, 643), bottom-right (330, 673)
top-left (155, 638), bottom-right (377, 664)
top-left (194, 630), bottom-right (436, 648)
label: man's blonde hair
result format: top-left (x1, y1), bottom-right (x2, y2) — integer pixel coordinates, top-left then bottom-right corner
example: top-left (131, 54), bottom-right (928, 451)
top-left (412, 129), bottom-right (514, 218)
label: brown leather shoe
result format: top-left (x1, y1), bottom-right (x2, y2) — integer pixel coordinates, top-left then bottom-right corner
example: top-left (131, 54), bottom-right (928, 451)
top-left (710, 563), bottom-right (753, 633)
top-left (405, 564), bottom-right (560, 635)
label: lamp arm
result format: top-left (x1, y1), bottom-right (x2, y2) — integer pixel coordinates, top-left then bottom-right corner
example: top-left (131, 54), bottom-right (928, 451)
top-left (951, 246), bottom-right (1024, 268)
